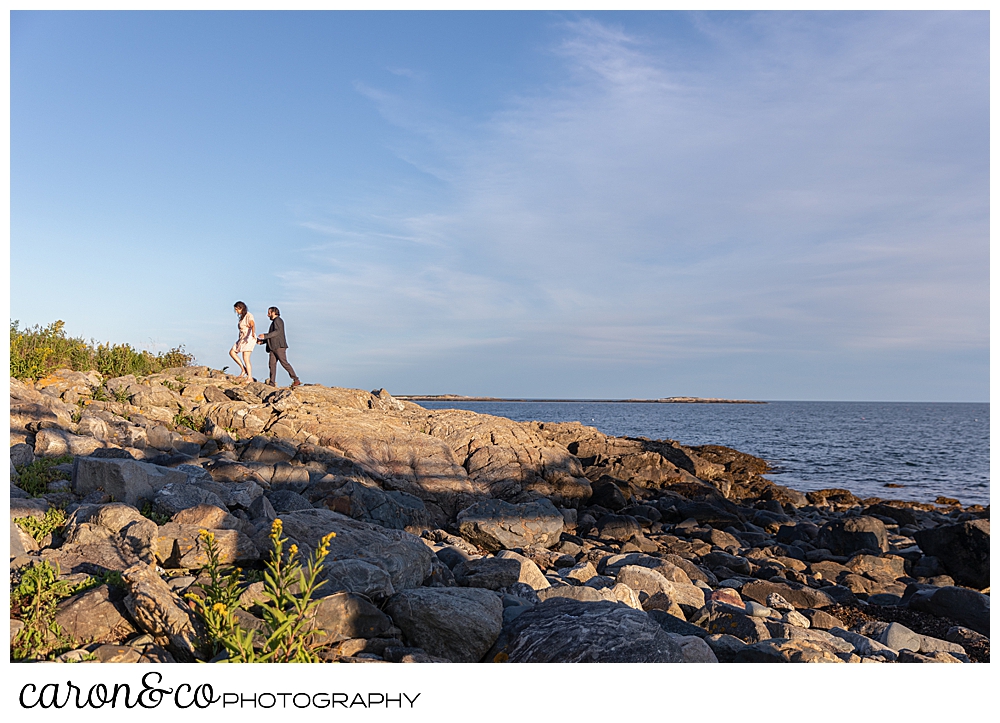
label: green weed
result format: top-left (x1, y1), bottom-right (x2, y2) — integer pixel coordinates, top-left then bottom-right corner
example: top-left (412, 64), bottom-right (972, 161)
top-left (14, 507), bottom-right (68, 545)
top-left (15, 456), bottom-right (74, 497)
top-left (174, 408), bottom-right (206, 433)
top-left (10, 561), bottom-right (76, 661)
top-left (140, 502), bottom-right (171, 526)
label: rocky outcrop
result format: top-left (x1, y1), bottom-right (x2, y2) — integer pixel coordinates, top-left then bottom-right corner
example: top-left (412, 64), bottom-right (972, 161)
top-left (8, 367), bottom-right (991, 664)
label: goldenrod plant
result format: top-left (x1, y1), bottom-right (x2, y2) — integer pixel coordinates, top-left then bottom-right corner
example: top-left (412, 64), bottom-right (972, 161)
top-left (14, 507), bottom-right (67, 544)
top-left (188, 520), bottom-right (337, 662)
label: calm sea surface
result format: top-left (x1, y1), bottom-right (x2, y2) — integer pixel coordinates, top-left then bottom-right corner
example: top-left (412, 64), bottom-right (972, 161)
top-left (416, 401), bottom-right (990, 507)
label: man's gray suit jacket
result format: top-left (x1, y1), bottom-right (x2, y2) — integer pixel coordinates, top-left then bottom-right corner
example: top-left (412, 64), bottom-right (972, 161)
top-left (259, 316), bottom-right (288, 353)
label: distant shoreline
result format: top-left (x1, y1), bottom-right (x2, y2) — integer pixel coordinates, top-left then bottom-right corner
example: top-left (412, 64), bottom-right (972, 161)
top-left (398, 395), bottom-right (766, 404)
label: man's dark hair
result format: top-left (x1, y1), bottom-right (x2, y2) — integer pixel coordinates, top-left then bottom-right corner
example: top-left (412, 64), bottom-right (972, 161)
top-left (268, 306), bottom-right (280, 316)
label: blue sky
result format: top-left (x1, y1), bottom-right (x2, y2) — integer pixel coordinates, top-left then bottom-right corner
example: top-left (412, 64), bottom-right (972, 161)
top-left (10, 11), bottom-right (989, 401)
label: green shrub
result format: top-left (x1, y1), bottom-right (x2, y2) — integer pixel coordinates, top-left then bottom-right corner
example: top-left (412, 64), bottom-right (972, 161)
top-left (188, 520), bottom-right (336, 663)
top-left (174, 409), bottom-right (206, 433)
top-left (15, 456), bottom-right (74, 497)
top-left (10, 319), bottom-right (194, 381)
top-left (14, 507), bottom-right (67, 544)
top-left (140, 502), bottom-right (171, 526)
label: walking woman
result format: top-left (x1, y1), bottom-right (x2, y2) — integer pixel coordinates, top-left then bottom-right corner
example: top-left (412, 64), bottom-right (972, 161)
top-left (229, 301), bottom-right (256, 382)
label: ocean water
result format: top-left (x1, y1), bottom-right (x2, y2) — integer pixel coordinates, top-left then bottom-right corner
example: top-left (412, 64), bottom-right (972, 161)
top-left (415, 401), bottom-right (990, 507)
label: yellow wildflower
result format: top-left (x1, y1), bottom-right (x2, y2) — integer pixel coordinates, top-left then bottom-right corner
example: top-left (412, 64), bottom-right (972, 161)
top-left (212, 602), bottom-right (227, 615)
top-left (199, 530), bottom-right (216, 545)
top-left (270, 518), bottom-right (283, 540)
top-left (288, 544), bottom-right (299, 558)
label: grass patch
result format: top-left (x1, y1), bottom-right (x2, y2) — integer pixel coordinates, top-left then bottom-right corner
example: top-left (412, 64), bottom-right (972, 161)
top-left (15, 455), bottom-right (74, 497)
top-left (10, 319), bottom-right (194, 381)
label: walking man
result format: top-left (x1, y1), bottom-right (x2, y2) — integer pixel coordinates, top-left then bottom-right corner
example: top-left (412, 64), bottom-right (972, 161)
top-left (257, 307), bottom-right (301, 388)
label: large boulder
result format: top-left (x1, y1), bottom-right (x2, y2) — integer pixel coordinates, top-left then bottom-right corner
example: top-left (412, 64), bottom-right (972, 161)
top-left (271, 509), bottom-right (434, 593)
top-left (914, 520), bottom-right (989, 589)
top-left (740, 579), bottom-right (838, 609)
top-left (485, 598), bottom-right (684, 663)
top-left (308, 479), bottom-right (433, 532)
top-left (73, 457), bottom-right (188, 508)
top-left (122, 562), bottom-right (206, 661)
top-left (384, 587), bottom-right (503, 663)
top-left (34, 428), bottom-right (106, 457)
top-left (55, 584), bottom-right (136, 644)
top-left (43, 504), bottom-right (157, 574)
top-left (817, 516), bottom-right (888, 555)
top-left (154, 523), bottom-right (259, 568)
top-left (907, 586), bottom-right (990, 637)
top-left (615, 566), bottom-right (705, 611)
top-left (456, 498), bottom-right (564, 552)
top-left (308, 592), bottom-right (394, 641)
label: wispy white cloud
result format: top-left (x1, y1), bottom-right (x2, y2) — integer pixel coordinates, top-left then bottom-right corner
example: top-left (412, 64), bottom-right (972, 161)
top-left (285, 12), bottom-right (987, 397)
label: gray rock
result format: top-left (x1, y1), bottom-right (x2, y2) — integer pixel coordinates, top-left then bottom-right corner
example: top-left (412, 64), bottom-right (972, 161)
top-left (486, 598), bottom-right (685, 663)
top-left (122, 562), bottom-right (206, 661)
top-left (73, 457), bottom-right (187, 508)
top-left (456, 498), bottom-right (564, 552)
top-left (495, 550), bottom-right (550, 590)
top-left (616, 565), bottom-right (705, 611)
top-left (384, 587), bottom-right (503, 663)
top-left (704, 633), bottom-right (748, 663)
top-left (734, 638), bottom-right (845, 663)
top-left (704, 610), bottom-right (773, 643)
top-left (240, 436), bottom-right (297, 465)
top-left (152, 482), bottom-right (228, 517)
top-left (55, 584), bottom-right (136, 644)
top-left (828, 628), bottom-right (898, 660)
top-left (308, 592), bottom-right (394, 641)
top-left (266, 489), bottom-right (314, 513)
top-left (309, 480), bottom-right (433, 531)
top-left (454, 557), bottom-right (523, 590)
top-left (10, 442), bottom-right (35, 468)
top-left (740, 579), bottom-right (837, 609)
top-left (595, 514), bottom-right (643, 542)
top-left (154, 523), bottom-right (259, 568)
top-left (599, 552), bottom-right (692, 584)
top-left (853, 620), bottom-right (922, 652)
top-left (248, 494), bottom-right (276, 521)
top-left (817, 516), bottom-right (889, 555)
top-left (907, 585), bottom-right (990, 636)
top-left (646, 608), bottom-right (709, 638)
top-left (320, 559), bottom-right (396, 600)
top-left (667, 634), bottom-right (719, 663)
top-left (274, 509), bottom-right (434, 593)
top-left (536, 585), bottom-right (613, 603)
top-left (914, 520), bottom-right (989, 589)
top-left (35, 428), bottom-right (105, 458)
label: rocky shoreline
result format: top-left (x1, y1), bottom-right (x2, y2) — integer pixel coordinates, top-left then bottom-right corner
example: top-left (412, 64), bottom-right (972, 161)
top-left (9, 367), bottom-right (989, 663)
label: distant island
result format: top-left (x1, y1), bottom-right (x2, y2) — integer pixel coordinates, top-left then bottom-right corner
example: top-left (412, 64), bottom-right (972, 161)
top-left (398, 395), bottom-right (766, 404)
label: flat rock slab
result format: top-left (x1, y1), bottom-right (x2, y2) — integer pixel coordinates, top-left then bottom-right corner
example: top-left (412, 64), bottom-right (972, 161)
top-left (486, 598), bottom-right (685, 663)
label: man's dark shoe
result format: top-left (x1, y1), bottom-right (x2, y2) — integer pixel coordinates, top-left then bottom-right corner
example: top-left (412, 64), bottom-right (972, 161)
top-left (265, 380), bottom-right (276, 387)
top-left (291, 379), bottom-right (301, 389)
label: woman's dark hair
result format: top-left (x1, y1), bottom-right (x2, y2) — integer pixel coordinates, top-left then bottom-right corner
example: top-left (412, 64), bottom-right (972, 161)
top-left (234, 301), bottom-right (248, 317)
